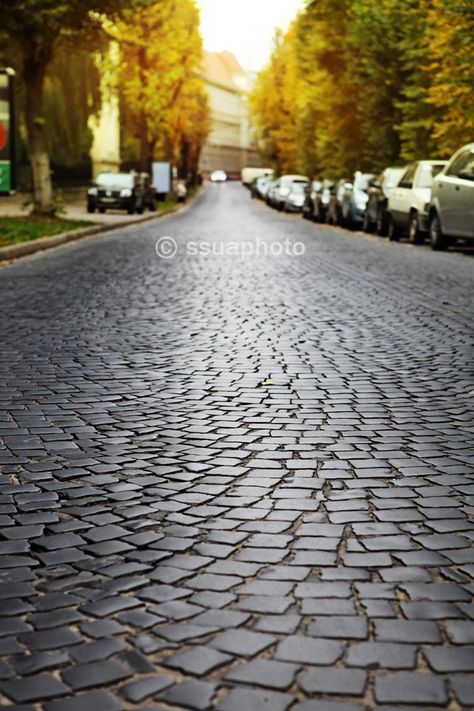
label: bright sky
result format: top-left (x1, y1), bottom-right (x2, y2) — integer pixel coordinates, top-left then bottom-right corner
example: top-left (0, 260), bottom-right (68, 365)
top-left (197, 0), bottom-right (305, 72)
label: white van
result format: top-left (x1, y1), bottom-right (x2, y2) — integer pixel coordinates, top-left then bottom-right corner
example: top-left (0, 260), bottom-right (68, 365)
top-left (241, 167), bottom-right (273, 187)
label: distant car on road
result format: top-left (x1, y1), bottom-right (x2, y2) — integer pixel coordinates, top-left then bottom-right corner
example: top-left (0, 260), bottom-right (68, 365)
top-left (87, 172), bottom-right (145, 214)
top-left (428, 143), bottom-right (474, 250)
top-left (283, 182), bottom-right (306, 212)
top-left (273, 175), bottom-right (309, 211)
top-left (210, 170), bottom-right (227, 182)
top-left (387, 160), bottom-right (447, 243)
top-left (341, 171), bottom-right (376, 229)
top-left (363, 166), bottom-right (405, 235)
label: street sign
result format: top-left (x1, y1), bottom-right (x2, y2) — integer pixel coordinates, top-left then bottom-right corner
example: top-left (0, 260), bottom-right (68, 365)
top-left (0, 68), bottom-right (15, 194)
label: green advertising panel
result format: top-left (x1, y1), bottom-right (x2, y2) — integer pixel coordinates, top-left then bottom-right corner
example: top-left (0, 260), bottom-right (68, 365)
top-left (0, 69), bottom-right (14, 193)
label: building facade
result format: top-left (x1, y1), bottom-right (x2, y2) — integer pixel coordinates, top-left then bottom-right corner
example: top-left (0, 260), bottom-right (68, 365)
top-left (199, 51), bottom-right (261, 177)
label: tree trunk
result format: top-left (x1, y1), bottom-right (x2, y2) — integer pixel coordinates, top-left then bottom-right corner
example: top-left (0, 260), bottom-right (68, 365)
top-left (24, 56), bottom-right (54, 214)
top-left (139, 109), bottom-right (149, 172)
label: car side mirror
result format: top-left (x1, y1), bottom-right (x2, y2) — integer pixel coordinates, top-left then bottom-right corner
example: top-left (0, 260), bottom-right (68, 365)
top-left (459, 169), bottom-right (474, 181)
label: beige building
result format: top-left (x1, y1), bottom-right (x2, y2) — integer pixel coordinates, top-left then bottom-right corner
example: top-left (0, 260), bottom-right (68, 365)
top-left (89, 47), bottom-right (261, 179)
top-left (199, 51), bottom-right (261, 176)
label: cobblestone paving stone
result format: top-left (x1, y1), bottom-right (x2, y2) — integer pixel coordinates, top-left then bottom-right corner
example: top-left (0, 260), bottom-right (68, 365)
top-left (0, 182), bottom-right (473, 709)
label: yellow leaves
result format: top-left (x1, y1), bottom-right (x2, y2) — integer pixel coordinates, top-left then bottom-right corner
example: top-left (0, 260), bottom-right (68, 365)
top-left (118, 0), bottom-right (208, 167)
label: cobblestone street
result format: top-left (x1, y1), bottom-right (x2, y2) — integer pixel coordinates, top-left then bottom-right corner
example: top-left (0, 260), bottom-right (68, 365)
top-left (0, 182), bottom-right (473, 710)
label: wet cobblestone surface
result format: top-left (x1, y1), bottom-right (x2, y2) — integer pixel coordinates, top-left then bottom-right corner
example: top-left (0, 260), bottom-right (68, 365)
top-left (0, 183), bottom-right (473, 709)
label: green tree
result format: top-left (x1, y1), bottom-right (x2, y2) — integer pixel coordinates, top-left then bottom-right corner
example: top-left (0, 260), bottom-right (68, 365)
top-left (0, 0), bottom-right (143, 213)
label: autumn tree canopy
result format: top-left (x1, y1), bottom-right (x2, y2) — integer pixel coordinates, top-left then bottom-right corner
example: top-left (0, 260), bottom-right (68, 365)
top-left (250, 0), bottom-right (474, 177)
top-left (117, 0), bottom-right (209, 178)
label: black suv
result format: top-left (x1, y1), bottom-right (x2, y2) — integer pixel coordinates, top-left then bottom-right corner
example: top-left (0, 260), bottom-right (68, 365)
top-left (87, 172), bottom-right (145, 214)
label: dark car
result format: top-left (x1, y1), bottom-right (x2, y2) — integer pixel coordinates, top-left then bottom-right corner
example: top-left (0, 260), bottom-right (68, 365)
top-left (341, 171), bottom-right (376, 228)
top-left (87, 172), bottom-right (145, 214)
top-left (363, 166), bottom-right (405, 235)
top-left (326, 179), bottom-right (350, 225)
top-left (303, 180), bottom-right (322, 220)
top-left (139, 172), bottom-right (158, 211)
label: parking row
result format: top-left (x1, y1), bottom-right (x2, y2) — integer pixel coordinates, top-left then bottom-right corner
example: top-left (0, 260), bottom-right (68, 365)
top-left (249, 142), bottom-right (474, 250)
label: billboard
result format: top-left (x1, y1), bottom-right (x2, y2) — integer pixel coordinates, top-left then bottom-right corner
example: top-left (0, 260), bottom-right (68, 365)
top-left (0, 68), bottom-right (15, 194)
top-left (152, 161), bottom-right (171, 194)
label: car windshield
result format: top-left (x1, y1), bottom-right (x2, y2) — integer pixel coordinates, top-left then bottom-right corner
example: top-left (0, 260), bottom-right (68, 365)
top-left (417, 164), bottom-right (445, 188)
top-left (354, 174), bottom-right (373, 191)
top-left (96, 173), bottom-right (133, 188)
top-left (290, 184), bottom-right (306, 194)
top-left (384, 168), bottom-right (404, 189)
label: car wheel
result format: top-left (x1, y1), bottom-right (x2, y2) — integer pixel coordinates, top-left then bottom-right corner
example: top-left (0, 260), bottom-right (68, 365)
top-left (344, 210), bottom-right (353, 230)
top-left (408, 211), bottom-right (424, 245)
top-left (429, 212), bottom-right (448, 251)
top-left (362, 211), bottom-right (372, 233)
top-left (376, 209), bottom-right (388, 236)
top-left (87, 203), bottom-right (95, 214)
top-left (388, 214), bottom-right (401, 241)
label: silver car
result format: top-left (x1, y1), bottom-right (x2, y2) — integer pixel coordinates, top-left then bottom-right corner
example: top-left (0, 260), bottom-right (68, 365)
top-left (428, 143), bottom-right (474, 250)
top-left (387, 160), bottom-right (447, 243)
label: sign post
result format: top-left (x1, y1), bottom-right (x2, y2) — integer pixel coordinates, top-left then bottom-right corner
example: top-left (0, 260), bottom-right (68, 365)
top-left (0, 68), bottom-right (15, 194)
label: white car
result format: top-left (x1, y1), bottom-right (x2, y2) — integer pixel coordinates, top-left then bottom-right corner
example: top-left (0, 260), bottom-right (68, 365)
top-left (387, 160), bottom-right (447, 243)
top-left (273, 174), bottom-right (309, 211)
top-left (428, 143), bottom-right (474, 250)
top-left (210, 170), bottom-right (227, 182)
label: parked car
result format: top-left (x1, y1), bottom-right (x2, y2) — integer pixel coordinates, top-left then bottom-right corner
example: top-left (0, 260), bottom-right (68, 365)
top-left (428, 143), bottom-right (474, 250)
top-left (302, 180), bottom-right (322, 220)
top-left (210, 170), bottom-right (227, 182)
top-left (273, 175), bottom-right (309, 210)
top-left (241, 167), bottom-right (273, 187)
top-left (266, 179), bottom-right (279, 207)
top-left (87, 172), bottom-right (145, 214)
top-left (259, 176), bottom-right (274, 200)
top-left (139, 172), bottom-right (158, 211)
top-left (283, 182), bottom-right (306, 212)
top-left (313, 179), bottom-right (335, 222)
top-left (341, 171), bottom-right (376, 228)
top-left (326, 179), bottom-right (349, 225)
top-left (387, 160), bottom-right (447, 243)
top-left (253, 174), bottom-right (273, 200)
top-left (363, 166), bottom-right (405, 235)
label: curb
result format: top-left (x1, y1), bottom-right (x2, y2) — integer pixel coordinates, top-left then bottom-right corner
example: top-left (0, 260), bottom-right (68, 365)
top-left (0, 204), bottom-right (182, 263)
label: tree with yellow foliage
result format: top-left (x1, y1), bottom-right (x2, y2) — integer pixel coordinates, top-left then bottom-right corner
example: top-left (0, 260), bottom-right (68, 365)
top-left (250, 0), bottom-right (473, 177)
top-left (117, 0), bottom-right (209, 177)
top-left (425, 0), bottom-right (474, 154)
top-left (249, 28), bottom-right (301, 174)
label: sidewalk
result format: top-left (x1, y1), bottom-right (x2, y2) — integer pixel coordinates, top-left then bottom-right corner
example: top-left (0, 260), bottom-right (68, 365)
top-left (0, 187), bottom-right (158, 227)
